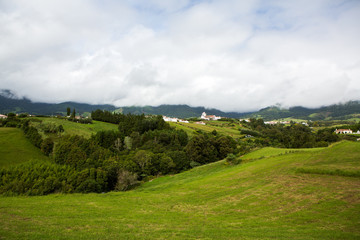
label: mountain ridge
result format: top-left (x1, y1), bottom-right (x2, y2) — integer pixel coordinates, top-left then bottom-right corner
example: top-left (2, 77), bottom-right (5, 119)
top-left (1, 89), bottom-right (359, 120)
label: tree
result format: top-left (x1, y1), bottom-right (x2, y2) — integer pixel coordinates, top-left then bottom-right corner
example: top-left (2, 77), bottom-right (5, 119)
top-left (71, 109), bottom-right (76, 119)
top-left (41, 138), bottom-right (54, 156)
top-left (66, 107), bottom-right (71, 116)
top-left (115, 170), bottom-right (138, 191)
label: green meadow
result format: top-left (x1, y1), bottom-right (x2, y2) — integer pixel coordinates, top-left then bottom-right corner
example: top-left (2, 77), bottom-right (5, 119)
top-left (170, 121), bottom-right (242, 138)
top-left (0, 128), bottom-right (49, 168)
top-left (1, 141), bottom-right (359, 239)
top-left (31, 117), bottom-right (119, 138)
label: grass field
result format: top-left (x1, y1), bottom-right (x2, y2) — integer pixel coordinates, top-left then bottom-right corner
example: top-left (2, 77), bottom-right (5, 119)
top-left (170, 121), bottom-right (242, 138)
top-left (0, 128), bottom-right (49, 168)
top-left (241, 146), bottom-right (325, 160)
top-left (31, 117), bottom-right (119, 138)
top-left (1, 141), bottom-right (359, 239)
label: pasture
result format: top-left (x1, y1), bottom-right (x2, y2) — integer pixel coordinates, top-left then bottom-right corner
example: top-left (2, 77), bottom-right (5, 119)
top-left (1, 141), bottom-right (359, 239)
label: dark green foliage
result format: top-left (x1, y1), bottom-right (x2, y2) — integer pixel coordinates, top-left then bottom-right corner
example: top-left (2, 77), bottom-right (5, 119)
top-left (316, 128), bottom-right (339, 143)
top-left (91, 130), bottom-right (124, 150)
top-left (53, 135), bottom-right (113, 170)
top-left (41, 138), bottom-right (54, 156)
top-left (58, 124), bottom-right (64, 133)
top-left (92, 110), bottom-right (171, 135)
top-left (167, 151), bottom-right (191, 172)
top-left (23, 126), bottom-right (43, 148)
top-left (226, 153), bottom-right (241, 165)
top-left (66, 107), bottom-right (71, 116)
top-left (242, 119), bottom-right (341, 148)
top-left (0, 161), bottom-right (108, 195)
top-left (185, 133), bottom-right (236, 165)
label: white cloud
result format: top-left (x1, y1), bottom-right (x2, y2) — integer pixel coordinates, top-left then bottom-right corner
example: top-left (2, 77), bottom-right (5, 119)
top-left (0, 0), bottom-right (359, 112)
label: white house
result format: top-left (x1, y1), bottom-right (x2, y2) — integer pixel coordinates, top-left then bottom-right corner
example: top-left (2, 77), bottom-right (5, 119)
top-left (178, 119), bottom-right (189, 123)
top-left (265, 121), bottom-right (278, 125)
top-left (0, 114), bottom-right (7, 119)
top-left (201, 112), bottom-right (221, 121)
top-left (195, 121), bottom-right (206, 125)
top-left (334, 129), bottom-right (353, 134)
top-left (163, 116), bottom-right (178, 122)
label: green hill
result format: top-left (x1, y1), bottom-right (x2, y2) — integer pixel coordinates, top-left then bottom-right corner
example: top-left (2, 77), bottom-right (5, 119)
top-left (1, 141), bottom-right (359, 239)
top-left (0, 128), bottom-right (49, 168)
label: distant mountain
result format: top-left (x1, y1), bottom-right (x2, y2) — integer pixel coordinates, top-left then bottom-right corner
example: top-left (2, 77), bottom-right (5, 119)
top-left (117, 105), bottom-right (248, 119)
top-left (1, 89), bottom-right (359, 120)
top-left (245, 101), bottom-right (360, 121)
top-left (0, 89), bottom-right (249, 118)
top-left (0, 90), bottom-right (116, 115)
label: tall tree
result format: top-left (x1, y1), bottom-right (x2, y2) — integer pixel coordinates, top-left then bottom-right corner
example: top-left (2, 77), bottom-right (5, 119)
top-left (71, 109), bottom-right (76, 119)
top-left (66, 107), bottom-right (71, 116)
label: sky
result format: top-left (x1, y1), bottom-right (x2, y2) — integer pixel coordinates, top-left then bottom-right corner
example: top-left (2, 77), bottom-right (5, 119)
top-left (0, 0), bottom-right (359, 112)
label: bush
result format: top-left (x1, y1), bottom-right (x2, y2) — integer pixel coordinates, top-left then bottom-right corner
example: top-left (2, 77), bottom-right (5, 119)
top-left (226, 153), bottom-right (241, 165)
top-left (41, 138), bottom-right (54, 156)
top-left (115, 170), bottom-right (139, 191)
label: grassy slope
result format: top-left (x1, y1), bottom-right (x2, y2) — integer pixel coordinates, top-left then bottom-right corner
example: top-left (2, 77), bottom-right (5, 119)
top-left (32, 117), bottom-right (119, 138)
top-left (1, 141), bottom-right (359, 239)
top-left (242, 146), bottom-right (325, 160)
top-left (0, 128), bottom-right (49, 168)
top-left (170, 121), bottom-right (242, 138)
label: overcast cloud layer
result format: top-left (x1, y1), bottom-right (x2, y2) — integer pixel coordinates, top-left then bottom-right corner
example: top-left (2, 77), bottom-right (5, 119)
top-left (0, 0), bottom-right (359, 112)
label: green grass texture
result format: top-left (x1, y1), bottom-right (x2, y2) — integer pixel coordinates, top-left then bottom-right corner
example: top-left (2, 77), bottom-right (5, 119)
top-left (1, 141), bottom-right (359, 239)
top-left (0, 128), bottom-right (49, 168)
top-left (32, 117), bottom-right (119, 138)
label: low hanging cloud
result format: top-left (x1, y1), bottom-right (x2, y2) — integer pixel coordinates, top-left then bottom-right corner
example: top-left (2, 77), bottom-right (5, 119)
top-left (0, 0), bottom-right (359, 112)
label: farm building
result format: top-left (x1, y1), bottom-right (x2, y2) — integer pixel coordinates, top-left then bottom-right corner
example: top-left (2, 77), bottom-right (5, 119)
top-left (334, 129), bottom-right (353, 134)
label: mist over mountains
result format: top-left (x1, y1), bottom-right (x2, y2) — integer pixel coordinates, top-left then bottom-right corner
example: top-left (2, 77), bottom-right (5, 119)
top-left (1, 89), bottom-right (359, 120)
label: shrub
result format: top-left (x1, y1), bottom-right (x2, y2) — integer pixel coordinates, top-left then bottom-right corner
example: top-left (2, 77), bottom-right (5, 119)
top-left (226, 153), bottom-right (241, 165)
top-left (115, 170), bottom-right (139, 191)
top-left (41, 138), bottom-right (54, 156)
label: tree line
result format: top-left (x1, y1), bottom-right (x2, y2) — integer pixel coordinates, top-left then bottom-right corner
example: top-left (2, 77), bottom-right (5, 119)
top-left (241, 118), bottom-right (341, 148)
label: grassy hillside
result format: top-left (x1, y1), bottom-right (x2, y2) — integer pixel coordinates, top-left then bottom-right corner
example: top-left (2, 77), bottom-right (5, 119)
top-left (1, 141), bottom-right (359, 239)
top-left (169, 121), bottom-right (243, 139)
top-left (0, 128), bottom-right (49, 168)
top-left (32, 117), bottom-right (119, 138)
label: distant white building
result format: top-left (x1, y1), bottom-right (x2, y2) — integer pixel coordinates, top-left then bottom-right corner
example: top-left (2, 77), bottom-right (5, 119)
top-left (163, 116), bottom-right (178, 122)
top-left (334, 129), bottom-right (353, 134)
top-left (163, 116), bottom-right (189, 123)
top-left (264, 121), bottom-right (278, 125)
top-left (0, 114), bottom-right (7, 119)
top-left (201, 112), bottom-right (221, 121)
top-left (178, 119), bottom-right (189, 123)
top-left (240, 119), bottom-right (250, 122)
top-left (195, 121), bottom-right (206, 125)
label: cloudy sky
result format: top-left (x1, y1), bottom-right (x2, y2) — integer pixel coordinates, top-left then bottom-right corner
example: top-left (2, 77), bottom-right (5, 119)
top-left (0, 0), bottom-right (359, 112)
